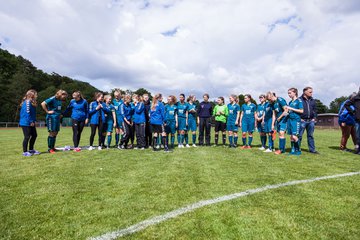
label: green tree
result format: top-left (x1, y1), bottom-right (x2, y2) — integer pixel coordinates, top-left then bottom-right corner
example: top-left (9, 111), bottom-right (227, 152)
top-left (315, 99), bottom-right (328, 114)
top-left (328, 96), bottom-right (348, 113)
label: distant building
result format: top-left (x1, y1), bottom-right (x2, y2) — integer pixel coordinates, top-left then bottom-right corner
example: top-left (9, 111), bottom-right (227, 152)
top-left (316, 113), bottom-right (339, 128)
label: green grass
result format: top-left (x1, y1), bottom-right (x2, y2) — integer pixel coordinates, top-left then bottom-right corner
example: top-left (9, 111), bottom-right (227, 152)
top-left (0, 127), bottom-right (359, 240)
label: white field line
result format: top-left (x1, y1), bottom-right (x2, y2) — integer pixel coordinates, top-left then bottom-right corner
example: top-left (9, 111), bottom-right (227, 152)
top-left (89, 171), bottom-right (360, 240)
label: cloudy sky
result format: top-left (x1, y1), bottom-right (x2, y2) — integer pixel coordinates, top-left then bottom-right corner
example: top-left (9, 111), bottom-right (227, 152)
top-left (1, 0), bottom-right (360, 104)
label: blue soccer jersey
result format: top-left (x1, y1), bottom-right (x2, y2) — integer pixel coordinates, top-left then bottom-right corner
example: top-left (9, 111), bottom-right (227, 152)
top-left (165, 104), bottom-right (177, 121)
top-left (63, 98), bottom-right (88, 121)
top-left (19, 100), bottom-right (37, 127)
top-left (104, 104), bottom-right (115, 122)
top-left (256, 102), bottom-right (266, 119)
top-left (227, 103), bottom-right (240, 123)
top-left (150, 102), bottom-right (165, 125)
top-left (177, 102), bottom-right (188, 119)
top-left (44, 96), bottom-right (63, 116)
top-left (241, 103), bottom-right (256, 119)
top-left (187, 102), bottom-right (197, 120)
top-left (271, 97), bottom-right (287, 119)
top-left (288, 98), bottom-right (303, 120)
top-left (264, 102), bottom-right (273, 121)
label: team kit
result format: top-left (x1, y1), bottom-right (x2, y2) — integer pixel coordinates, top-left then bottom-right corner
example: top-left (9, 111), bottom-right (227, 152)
top-left (20, 87), bottom-right (308, 156)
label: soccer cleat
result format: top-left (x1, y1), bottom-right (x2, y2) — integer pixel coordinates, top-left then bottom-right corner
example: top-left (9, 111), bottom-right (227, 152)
top-left (98, 146), bottom-right (102, 150)
top-left (88, 146), bottom-right (95, 151)
top-left (156, 145), bottom-right (160, 149)
top-left (293, 151), bottom-right (302, 155)
top-left (247, 146), bottom-right (252, 149)
top-left (73, 147), bottom-right (81, 152)
top-left (140, 147), bottom-right (145, 150)
top-left (49, 149), bottom-right (56, 154)
top-left (274, 150), bottom-right (282, 155)
top-left (186, 144), bottom-right (190, 148)
top-left (192, 144), bottom-right (197, 147)
top-left (264, 148), bottom-right (273, 153)
top-left (164, 147), bottom-right (171, 153)
top-left (117, 145), bottom-right (122, 150)
top-left (29, 150), bottom-right (40, 155)
top-left (23, 151), bottom-right (32, 157)
top-left (134, 147), bottom-right (138, 150)
top-left (258, 147), bottom-right (265, 151)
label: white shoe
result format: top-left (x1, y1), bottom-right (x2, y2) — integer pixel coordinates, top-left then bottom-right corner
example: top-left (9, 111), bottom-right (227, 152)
top-left (98, 146), bottom-right (102, 150)
top-left (258, 147), bottom-right (265, 151)
top-left (192, 144), bottom-right (197, 147)
top-left (186, 144), bottom-right (190, 148)
top-left (156, 145), bottom-right (160, 149)
top-left (88, 146), bottom-right (94, 151)
top-left (264, 148), bottom-right (273, 153)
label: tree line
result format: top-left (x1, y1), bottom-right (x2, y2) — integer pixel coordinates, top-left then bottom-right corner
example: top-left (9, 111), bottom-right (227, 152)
top-left (0, 48), bottom-right (347, 122)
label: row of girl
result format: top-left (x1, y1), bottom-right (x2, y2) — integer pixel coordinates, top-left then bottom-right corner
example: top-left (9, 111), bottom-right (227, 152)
top-left (20, 87), bottom-right (304, 155)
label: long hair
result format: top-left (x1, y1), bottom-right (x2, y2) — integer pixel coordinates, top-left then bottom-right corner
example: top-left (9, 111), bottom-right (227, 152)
top-left (151, 93), bottom-right (162, 110)
top-left (73, 91), bottom-right (83, 100)
top-left (94, 92), bottom-right (103, 101)
top-left (187, 94), bottom-right (195, 102)
top-left (230, 94), bottom-right (238, 103)
top-left (169, 95), bottom-right (177, 105)
top-left (21, 89), bottom-right (38, 107)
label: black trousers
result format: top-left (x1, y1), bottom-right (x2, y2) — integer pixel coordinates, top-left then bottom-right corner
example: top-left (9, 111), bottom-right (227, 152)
top-left (90, 121), bottom-right (104, 147)
top-left (198, 117), bottom-right (211, 145)
top-left (135, 123), bottom-right (146, 148)
top-left (72, 119), bottom-right (85, 147)
top-left (145, 121), bottom-right (152, 148)
top-left (130, 123), bottom-right (136, 144)
top-left (22, 126), bottom-right (37, 152)
top-left (120, 121), bottom-right (132, 147)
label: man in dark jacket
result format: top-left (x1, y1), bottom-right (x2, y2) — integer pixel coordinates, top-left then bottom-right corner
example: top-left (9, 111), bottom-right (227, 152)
top-left (299, 87), bottom-right (319, 154)
top-left (197, 93), bottom-right (213, 146)
top-left (345, 87), bottom-right (360, 154)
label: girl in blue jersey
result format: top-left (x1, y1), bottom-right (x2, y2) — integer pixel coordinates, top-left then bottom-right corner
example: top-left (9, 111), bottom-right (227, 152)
top-left (41, 90), bottom-right (68, 153)
top-left (20, 90), bottom-right (39, 156)
top-left (165, 95), bottom-right (178, 148)
top-left (150, 93), bottom-right (169, 152)
top-left (119, 95), bottom-right (133, 149)
top-left (267, 91), bottom-right (288, 155)
top-left (287, 88), bottom-right (304, 155)
top-left (227, 94), bottom-right (240, 148)
top-left (88, 92), bottom-right (107, 150)
top-left (177, 93), bottom-right (189, 148)
top-left (240, 94), bottom-right (256, 149)
top-left (187, 95), bottom-right (197, 147)
top-left (113, 90), bottom-right (124, 146)
top-left (62, 91), bottom-right (88, 152)
top-left (104, 95), bottom-right (117, 149)
top-left (263, 94), bottom-right (276, 153)
top-left (255, 94), bottom-right (267, 150)
top-left (133, 94), bottom-right (146, 149)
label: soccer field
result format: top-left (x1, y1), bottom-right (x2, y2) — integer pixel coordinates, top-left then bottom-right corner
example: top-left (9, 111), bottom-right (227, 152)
top-left (0, 127), bottom-right (359, 240)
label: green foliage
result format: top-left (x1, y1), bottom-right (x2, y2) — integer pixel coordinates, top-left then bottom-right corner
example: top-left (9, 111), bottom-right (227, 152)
top-left (315, 99), bottom-right (328, 114)
top-left (238, 94), bottom-right (257, 106)
top-left (328, 96), bottom-right (348, 113)
top-left (0, 48), bottom-right (99, 121)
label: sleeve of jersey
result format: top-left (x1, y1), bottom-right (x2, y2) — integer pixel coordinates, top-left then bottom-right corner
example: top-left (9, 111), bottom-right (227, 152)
top-left (44, 97), bottom-right (54, 106)
top-left (298, 100), bottom-right (304, 110)
top-left (62, 101), bottom-right (73, 117)
top-left (84, 101), bottom-right (89, 119)
top-left (88, 102), bottom-right (97, 115)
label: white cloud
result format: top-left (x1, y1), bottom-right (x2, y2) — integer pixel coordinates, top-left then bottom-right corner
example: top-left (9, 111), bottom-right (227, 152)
top-left (1, 0), bottom-right (360, 104)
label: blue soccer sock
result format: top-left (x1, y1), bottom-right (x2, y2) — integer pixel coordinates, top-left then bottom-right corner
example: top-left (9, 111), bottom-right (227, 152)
top-left (268, 135), bottom-right (273, 150)
top-left (242, 137), bottom-right (247, 146)
top-left (234, 136), bottom-right (238, 145)
top-left (290, 141), bottom-right (295, 153)
top-left (115, 133), bottom-right (119, 145)
top-left (184, 133), bottom-right (189, 144)
top-left (248, 136), bottom-right (253, 146)
top-left (192, 134), bottom-right (196, 144)
top-left (229, 136), bottom-right (233, 145)
top-left (261, 135), bottom-right (266, 147)
top-left (294, 140), bottom-right (300, 152)
top-left (107, 135), bottom-right (112, 147)
top-left (279, 138), bottom-right (286, 152)
top-left (171, 135), bottom-right (175, 146)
